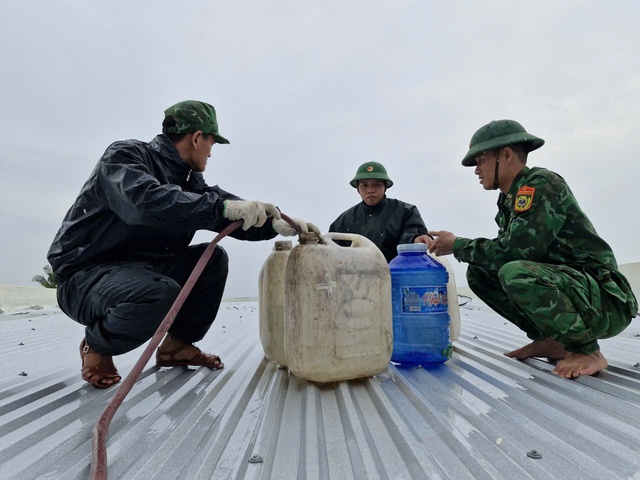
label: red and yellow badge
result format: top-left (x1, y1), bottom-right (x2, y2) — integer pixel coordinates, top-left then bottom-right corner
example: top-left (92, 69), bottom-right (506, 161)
top-left (514, 185), bottom-right (535, 212)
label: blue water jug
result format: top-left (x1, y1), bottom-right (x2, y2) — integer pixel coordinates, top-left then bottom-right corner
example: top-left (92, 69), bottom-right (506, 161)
top-left (389, 243), bottom-right (452, 365)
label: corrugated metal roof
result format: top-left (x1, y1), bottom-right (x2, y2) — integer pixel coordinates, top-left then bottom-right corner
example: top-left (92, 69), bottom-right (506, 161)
top-left (1, 298), bottom-right (639, 480)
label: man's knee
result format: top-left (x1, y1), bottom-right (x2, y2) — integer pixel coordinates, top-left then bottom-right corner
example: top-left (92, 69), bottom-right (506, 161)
top-left (201, 245), bottom-right (229, 283)
top-left (466, 265), bottom-right (488, 286)
top-left (145, 275), bottom-right (182, 307)
top-left (98, 278), bottom-right (181, 354)
top-left (214, 245), bottom-right (229, 274)
top-left (498, 260), bottom-right (539, 290)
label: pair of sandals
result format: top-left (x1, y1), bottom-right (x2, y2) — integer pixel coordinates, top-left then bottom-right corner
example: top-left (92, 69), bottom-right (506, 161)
top-left (80, 339), bottom-right (224, 389)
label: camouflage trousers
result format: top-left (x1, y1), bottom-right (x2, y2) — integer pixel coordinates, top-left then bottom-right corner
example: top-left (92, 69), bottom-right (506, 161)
top-left (467, 261), bottom-right (632, 354)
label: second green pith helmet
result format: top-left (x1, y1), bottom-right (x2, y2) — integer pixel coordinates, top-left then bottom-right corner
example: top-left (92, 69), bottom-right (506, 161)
top-left (350, 161), bottom-right (394, 188)
top-left (461, 119), bottom-right (544, 166)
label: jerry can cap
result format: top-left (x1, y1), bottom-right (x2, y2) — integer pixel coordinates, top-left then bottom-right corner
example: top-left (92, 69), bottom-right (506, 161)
top-left (274, 241), bottom-right (293, 251)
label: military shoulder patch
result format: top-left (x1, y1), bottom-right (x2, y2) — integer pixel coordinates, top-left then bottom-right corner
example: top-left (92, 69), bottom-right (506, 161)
top-left (514, 185), bottom-right (535, 212)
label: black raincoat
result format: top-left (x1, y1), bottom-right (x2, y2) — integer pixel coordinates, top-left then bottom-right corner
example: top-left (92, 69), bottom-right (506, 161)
top-left (48, 134), bottom-right (277, 279)
top-left (329, 197), bottom-right (428, 263)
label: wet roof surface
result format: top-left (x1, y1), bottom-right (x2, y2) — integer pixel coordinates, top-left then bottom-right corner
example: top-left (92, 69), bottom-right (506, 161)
top-left (1, 299), bottom-right (639, 480)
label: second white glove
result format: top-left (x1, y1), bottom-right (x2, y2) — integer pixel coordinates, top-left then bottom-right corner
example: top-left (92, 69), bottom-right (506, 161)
top-left (272, 218), bottom-right (321, 237)
top-left (223, 200), bottom-right (281, 231)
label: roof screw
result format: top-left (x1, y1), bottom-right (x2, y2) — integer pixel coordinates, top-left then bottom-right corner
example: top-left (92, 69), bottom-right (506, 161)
top-left (473, 336), bottom-right (478, 339)
top-left (18, 371), bottom-right (28, 376)
top-left (527, 449), bottom-right (542, 459)
top-left (634, 363), bottom-right (640, 368)
top-left (249, 454), bottom-right (263, 464)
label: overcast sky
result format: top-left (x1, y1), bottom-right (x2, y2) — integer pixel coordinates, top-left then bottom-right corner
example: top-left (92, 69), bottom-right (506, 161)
top-left (1, 1), bottom-right (639, 298)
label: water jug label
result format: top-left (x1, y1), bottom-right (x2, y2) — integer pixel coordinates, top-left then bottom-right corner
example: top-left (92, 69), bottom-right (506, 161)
top-left (401, 286), bottom-right (448, 313)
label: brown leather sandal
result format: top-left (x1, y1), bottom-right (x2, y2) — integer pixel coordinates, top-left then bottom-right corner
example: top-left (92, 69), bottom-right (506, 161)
top-left (80, 339), bottom-right (122, 389)
top-left (156, 345), bottom-right (224, 369)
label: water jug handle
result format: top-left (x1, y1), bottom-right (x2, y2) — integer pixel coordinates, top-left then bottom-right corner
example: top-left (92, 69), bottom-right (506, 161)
top-left (426, 251), bottom-right (452, 282)
top-left (426, 251), bottom-right (444, 267)
top-left (322, 232), bottom-right (378, 250)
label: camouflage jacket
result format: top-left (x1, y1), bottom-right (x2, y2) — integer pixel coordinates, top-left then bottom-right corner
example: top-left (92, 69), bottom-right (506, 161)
top-left (453, 166), bottom-right (638, 316)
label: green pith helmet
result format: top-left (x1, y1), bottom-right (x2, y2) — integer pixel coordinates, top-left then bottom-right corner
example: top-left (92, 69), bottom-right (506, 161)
top-left (461, 120), bottom-right (544, 166)
top-left (349, 161), bottom-right (394, 188)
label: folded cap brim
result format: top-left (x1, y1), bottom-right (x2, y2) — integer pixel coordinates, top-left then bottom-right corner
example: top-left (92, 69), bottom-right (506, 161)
top-left (213, 133), bottom-right (230, 145)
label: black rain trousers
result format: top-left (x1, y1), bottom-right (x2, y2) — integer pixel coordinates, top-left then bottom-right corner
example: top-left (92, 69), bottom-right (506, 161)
top-left (56, 243), bottom-right (228, 355)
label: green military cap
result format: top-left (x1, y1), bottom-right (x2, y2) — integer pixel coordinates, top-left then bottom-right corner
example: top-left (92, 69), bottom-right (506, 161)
top-left (350, 161), bottom-right (394, 188)
top-left (163, 100), bottom-right (230, 144)
top-left (462, 119), bottom-right (544, 166)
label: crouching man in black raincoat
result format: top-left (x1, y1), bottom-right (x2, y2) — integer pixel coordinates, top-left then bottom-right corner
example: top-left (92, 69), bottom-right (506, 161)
top-left (48, 100), bottom-right (319, 389)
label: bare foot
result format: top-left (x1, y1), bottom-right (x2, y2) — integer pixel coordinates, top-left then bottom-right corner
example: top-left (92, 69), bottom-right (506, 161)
top-left (158, 334), bottom-right (201, 361)
top-left (504, 338), bottom-right (570, 360)
top-left (551, 350), bottom-right (608, 378)
top-left (157, 334), bottom-right (224, 369)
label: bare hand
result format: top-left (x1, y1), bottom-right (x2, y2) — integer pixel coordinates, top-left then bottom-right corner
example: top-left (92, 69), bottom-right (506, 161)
top-left (427, 230), bottom-right (456, 256)
top-left (414, 234), bottom-right (434, 248)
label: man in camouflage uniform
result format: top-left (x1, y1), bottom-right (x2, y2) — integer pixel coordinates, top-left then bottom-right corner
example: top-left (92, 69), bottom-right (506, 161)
top-left (48, 100), bottom-right (319, 388)
top-left (425, 120), bottom-right (637, 378)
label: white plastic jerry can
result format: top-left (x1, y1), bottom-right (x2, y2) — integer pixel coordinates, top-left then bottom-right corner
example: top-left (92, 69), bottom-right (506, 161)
top-left (258, 240), bottom-right (293, 367)
top-left (284, 232), bottom-right (393, 383)
top-left (426, 253), bottom-right (461, 341)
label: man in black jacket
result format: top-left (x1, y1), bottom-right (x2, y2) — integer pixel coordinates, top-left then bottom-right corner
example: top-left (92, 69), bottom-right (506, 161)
top-left (329, 161), bottom-right (431, 263)
top-left (48, 100), bottom-right (319, 388)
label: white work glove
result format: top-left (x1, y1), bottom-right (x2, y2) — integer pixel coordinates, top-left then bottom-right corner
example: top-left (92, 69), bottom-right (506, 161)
top-left (272, 218), bottom-right (321, 237)
top-left (223, 200), bottom-right (281, 231)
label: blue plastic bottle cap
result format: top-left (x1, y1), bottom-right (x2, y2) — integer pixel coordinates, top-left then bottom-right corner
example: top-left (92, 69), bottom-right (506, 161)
top-left (397, 243), bottom-right (427, 254)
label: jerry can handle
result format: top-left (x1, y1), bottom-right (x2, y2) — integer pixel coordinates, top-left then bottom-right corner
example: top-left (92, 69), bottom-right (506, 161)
top-left (322, 232), bottom-right (378, 250)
